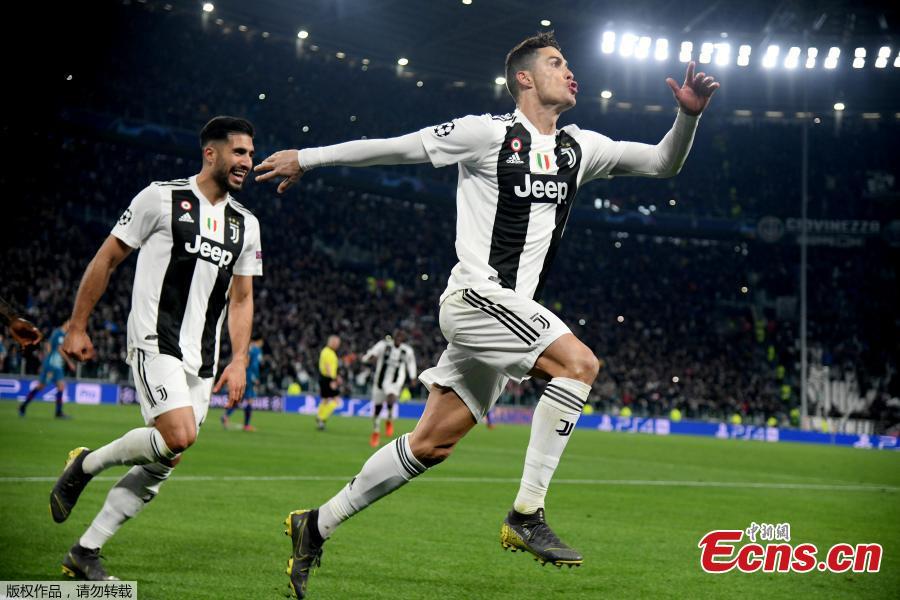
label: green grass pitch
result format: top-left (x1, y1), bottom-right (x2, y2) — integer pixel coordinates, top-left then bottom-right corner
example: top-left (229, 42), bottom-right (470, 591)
top-left (1, 403), bottom-right (898, 599)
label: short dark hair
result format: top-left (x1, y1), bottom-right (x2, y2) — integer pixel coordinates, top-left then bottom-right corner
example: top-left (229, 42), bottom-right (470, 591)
top-left (504, 31), bottom-right (561, 101)
top-left (199, 116), bottom-right (255, 147)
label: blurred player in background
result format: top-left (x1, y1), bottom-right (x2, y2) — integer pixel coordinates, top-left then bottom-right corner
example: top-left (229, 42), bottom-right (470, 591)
top-left (49, 116), bottom-right (263, 581)
top-left (19, 321), bottom-right (75, 419)
top-left (222, 334), bottom-right (263, 431)
top-left (362, 330), bottom-right (417, 447)
top-left (316, 335), bottom-right (341, 431)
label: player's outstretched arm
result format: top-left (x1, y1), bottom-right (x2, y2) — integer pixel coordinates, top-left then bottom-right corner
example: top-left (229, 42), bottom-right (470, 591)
top-left (254, 133), bottom-right (429, 194)
top-left (610, 62), bottom-right (719, 178)
top-left (214, 274), bottom-right (252, 407)
top-left (62, 235), bottom-right (133, 362)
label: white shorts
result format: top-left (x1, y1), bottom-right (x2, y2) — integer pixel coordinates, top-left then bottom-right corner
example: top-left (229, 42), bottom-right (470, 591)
top-left (376, 380), bottom-right (405, 400)
top-left (130, 349), bottom-right (213, 427)
top-left (371, 387), bottom-right (397, 405)
top-left (419, 287), bottom-right (570, 420)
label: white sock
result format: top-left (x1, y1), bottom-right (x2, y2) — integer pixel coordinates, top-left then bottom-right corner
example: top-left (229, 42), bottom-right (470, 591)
top-left (82, 428), bottom-right (176, 476)
top-left (79, 463), bottom-right (172, 550)
top-left (514, 377), bottom-right (591, 514)
top-left (317, 433), bottom-right (426, 539)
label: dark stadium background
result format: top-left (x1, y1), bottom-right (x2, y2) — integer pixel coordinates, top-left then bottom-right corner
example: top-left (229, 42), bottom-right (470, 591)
top-left (1, 1), bottom-right (899, 598)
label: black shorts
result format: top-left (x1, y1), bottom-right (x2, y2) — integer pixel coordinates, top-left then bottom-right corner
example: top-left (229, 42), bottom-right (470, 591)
top-left (319, 376), bottom-right (339, 399)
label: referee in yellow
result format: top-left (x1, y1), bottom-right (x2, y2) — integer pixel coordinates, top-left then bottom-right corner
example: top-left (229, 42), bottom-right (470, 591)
top-left (316, 335), bottom-right (341, 430)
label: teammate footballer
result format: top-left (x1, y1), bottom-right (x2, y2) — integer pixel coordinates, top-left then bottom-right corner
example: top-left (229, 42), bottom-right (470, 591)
top-left (19, 321), bottom-right (75, 419)
top-left (256, 32), bottom-right (718, 598)
top-left (361, 330), bottom-right (417, 447)
top-left (50, 116), bottom-right (263, 581)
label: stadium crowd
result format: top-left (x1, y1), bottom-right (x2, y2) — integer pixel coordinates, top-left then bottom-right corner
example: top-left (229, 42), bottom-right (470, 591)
top-left (3, 1), bottom-right (896, 431)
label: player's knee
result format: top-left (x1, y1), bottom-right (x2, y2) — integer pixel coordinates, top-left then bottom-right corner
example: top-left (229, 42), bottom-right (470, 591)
top-left (563, 346), bottom-right (601, 383)
top-left (160, 426), bottom-right (197, 454)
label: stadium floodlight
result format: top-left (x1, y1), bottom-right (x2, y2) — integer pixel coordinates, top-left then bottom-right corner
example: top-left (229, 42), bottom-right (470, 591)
top-left (540, 19), bottom-right (551, 27)
top-left (698, 42), bottom-right (713, 64)
top-left (297, 30), bottom-right (309, 39)
top-left (853, 57), bottom-right (864, 69)
top-left (462, 0), bottom-right (472, 4)
top-left (600, 89), bottom-right (613, 99)
top-left (878, 46), bottom-right (890, 58)
top-left (736, 44), bottom-right (751, 66)
top-left (875, 57), bottom-right (887, 68)
top-left (805, 47), bottom-right (817, 68)
top-left (824, 47), bottom-right (839, 69)
top-left (895, 55), bottom-right (900, 68)
top-left (620, 33), bottom-right (638, 57)
top-left (715, 42), bottom-right (730, 66)
top-left (635, 36), bottom-right (652, 60)
top-left (202, 3), bottom-right (214, 13)
top-left (679, 41), bottom-right (692, 62)
top-left (602, 31), bottom-right (616, 54)
top-left (335, 51), bottom-right (346, 59)
top-left (833, 102), bottom-right (845, 111)
top-left (494, 76), bottom-right (506, 85)
top-left (855, 47), bottom-right (866, 58)
top-left (784, 46), bottom-right (801, 69)
top-left (397, 57), bottom-right (409, 66)
top-left (762, 45), bottom-right (779, 69)
top-left (654, 38), bottom-right (668, 61)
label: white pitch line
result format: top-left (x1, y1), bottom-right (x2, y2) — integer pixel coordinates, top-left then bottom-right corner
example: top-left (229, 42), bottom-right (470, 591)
top-left (1, 474), bottom-right (896, 492)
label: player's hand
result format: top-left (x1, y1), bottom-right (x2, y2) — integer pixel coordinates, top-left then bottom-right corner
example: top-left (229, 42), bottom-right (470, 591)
top-left (62, 328), bottom-right (96, 362)
top-left (214, 361), bottom-right (246, 408)
top-left (666, 62), bottom-right (719, 116)
top-left (254, 149), bottom-right (305, 194)
top-left (9, 317), bottom-right (42, 348)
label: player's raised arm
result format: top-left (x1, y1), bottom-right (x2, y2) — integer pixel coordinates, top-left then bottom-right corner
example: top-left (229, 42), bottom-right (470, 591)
top-left (609, 62), bottom-right (719, 178)
top-left (254, 132), bottom-right (430, 194)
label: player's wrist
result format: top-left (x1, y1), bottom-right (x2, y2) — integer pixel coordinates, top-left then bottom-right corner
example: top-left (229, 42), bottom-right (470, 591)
top-left (68, 320), bottom-right (89, 333)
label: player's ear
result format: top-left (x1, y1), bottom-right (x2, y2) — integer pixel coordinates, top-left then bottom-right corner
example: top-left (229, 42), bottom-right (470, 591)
top-left (202, 143), bottom-right (217, 166)
top-left (516, 69), bottom-right (533, 92)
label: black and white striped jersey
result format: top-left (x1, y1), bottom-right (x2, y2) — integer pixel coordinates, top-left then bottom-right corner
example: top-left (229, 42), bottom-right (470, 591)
top-left (419, 108), bottom-right (623, 302)
top-left (111, 175), bottom-right (263, 378)
top-left (362, 337), bottom-right (417, 391)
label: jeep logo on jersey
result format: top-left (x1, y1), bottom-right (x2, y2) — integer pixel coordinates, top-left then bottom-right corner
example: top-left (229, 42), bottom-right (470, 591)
top-left (513, 173), bottom-right (569, 203)
top-left (184, 235), bottom-right (234, 268)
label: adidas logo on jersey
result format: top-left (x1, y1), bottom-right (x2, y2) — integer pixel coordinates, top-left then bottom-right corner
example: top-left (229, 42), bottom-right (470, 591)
top-left (505, 152), bottom-right (524, 165)
top-left (179, 213), bottom-right (195, 223)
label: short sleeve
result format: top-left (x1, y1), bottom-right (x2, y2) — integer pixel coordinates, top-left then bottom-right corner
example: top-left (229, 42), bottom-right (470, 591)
top-left (571, 127), bottom-right (626, 182)
top-left (419, 114), bottom-right (494, 168)
top-left (233, 216), bottom-right (263, 276)
top-left (110, 185), bottom-right (162, 248)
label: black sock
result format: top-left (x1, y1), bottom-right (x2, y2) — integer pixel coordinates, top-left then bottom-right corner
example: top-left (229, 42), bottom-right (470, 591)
top-left (308, 509), bottom-right (325, 547)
